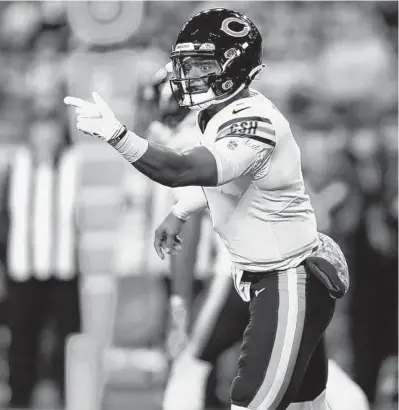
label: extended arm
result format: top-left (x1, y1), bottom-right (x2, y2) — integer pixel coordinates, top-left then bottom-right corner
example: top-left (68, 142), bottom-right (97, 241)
top-left (64, 93), bottom-right (274, 189)
top-left (114, 135), bottom-right (218, 187)
top-left (64, 92), bottom-right (276, 260)
top-left (114, 127), bottom-right (272, 189)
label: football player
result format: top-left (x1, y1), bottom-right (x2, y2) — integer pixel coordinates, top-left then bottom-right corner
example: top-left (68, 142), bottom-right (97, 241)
top-left (65, 8), bottom-right (350, 410)
top-left (148, 74), bottom-right (369, 410)
top-left (162, 179), bottom-right (369, 410)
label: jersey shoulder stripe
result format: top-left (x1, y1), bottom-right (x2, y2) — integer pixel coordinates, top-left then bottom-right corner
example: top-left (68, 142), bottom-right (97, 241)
top-left (217, 116), bottom-right (273, 133)
top-left (216, 116), bottom-right (276, 147)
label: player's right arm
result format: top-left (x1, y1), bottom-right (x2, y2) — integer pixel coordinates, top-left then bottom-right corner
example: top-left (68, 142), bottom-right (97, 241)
top-left (65, 94), bottom-right (276, 189)
top-left (135, 114), bottom-right (277, 188)
top-left (202, 112), bottom-right (277, 185)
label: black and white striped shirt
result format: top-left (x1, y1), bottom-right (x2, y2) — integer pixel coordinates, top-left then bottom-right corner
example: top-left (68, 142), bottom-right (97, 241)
top-left (3, 146), bottom-right (80, 281)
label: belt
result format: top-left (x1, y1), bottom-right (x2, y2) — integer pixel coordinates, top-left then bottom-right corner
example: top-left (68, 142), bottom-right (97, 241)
top-left (241, 260), bottom-right (307, 284)
top-left (241, 244), bottom-right (319, 285)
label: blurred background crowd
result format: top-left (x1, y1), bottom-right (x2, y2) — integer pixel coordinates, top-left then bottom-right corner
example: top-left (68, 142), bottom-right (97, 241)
top-left (0, 1), bottom-right (396, 410)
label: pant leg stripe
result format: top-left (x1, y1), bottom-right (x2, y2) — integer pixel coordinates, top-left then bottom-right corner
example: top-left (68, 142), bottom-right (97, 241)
top-left (249, 268), bottom-right (305, 409)
top-left (267, 266), bottom-right (307, 409)
top-left (187, 274), bottom-right (232, 357)
top-left (248, 272), bottom-right (289, 408)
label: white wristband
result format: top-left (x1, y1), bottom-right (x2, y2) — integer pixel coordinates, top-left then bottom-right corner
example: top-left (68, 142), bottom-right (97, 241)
top-left (111, 130), bottom-right (149, 163)
top-left (171, 203), bottom-right (190, 221)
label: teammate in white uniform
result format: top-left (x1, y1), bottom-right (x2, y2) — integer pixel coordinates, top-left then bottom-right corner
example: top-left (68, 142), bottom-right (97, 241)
top-left (65, 8), bottom-right (350, 410)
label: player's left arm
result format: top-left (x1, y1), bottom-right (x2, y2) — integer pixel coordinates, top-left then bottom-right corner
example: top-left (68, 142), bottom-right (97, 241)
top-left (64, 93), bottom-right (275, 187)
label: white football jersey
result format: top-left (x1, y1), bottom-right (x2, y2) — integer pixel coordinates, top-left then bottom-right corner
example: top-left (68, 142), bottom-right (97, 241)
top-left (198, 89), bottom-right (319, 273)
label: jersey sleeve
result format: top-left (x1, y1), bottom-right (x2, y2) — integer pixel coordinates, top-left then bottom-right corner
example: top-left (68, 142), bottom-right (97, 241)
top-left (216, 115), bottom-right (276, 148)
top-left (171, 185), bottom-right (208, 219)
top-left (203, 115), bottom-right (276, 185)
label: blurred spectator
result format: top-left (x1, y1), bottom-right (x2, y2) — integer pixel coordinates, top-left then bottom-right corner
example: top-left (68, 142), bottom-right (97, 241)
top-left (0, 110), bottom-right (81, 408)
top-left (348, 123), bottom-right (398, 405)
top-left (0, 2), bottom-right (42, 52)
top-left (25, 28), bottom-right (68, 119)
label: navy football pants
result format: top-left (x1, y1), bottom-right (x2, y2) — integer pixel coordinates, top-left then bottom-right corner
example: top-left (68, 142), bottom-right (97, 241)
top-left (191, 265), bottom-right (335, 410)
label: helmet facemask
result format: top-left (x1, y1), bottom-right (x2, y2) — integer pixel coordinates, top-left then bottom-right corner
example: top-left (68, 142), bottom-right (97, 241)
top-left (170, 54), bottom-right (226, 109)
top-left (170, 51), bottom-right (248, 110)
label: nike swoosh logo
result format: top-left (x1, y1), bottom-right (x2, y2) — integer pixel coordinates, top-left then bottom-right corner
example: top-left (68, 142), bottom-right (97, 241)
top-left (254, 288), bottom-right (265, 297)
top-left (232, 106), bottom-right (250, 114)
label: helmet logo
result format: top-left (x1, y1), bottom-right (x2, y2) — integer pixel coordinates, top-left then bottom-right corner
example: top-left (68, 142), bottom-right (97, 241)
top-left (224, 48), bottom-right (238, 59)
top-left (222, 80), bottom-right (233, 90)
top-left (221, 17), bottom-right (250, 38)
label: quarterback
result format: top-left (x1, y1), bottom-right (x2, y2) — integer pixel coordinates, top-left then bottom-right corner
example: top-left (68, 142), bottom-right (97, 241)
top-left (147, 71), bottom-right (368, 410)
top-left (65, 8), bottom-right (349, 410)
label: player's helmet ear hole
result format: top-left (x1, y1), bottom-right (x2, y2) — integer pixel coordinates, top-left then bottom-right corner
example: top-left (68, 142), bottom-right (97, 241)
top-left (222, 80), bottom-right (233, 90)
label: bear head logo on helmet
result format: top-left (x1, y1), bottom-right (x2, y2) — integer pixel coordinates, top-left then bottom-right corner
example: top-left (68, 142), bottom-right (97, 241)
top-left (169, 8), bottom-right (264, 110)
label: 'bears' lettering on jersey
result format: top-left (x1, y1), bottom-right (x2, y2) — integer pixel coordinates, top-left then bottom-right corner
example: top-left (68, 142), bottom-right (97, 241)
top-left (216, 116), bottom-right (276, 147)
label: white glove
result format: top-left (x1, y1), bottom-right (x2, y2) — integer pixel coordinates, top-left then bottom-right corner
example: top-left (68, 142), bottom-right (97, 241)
top-left (64, 92), bottom-right (125, 142)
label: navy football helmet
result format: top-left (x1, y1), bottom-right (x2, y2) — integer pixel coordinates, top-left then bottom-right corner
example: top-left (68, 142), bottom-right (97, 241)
top-left (170, 8), bottom-right (264, 109)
